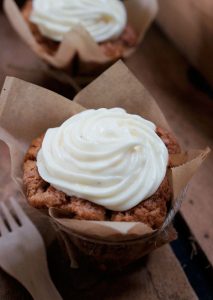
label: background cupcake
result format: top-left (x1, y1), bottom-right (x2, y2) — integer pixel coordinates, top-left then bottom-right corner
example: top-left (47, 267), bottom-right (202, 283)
top-left (4, 0), bottom-right (158, 78)
top-left (22, 0), bottom-right (137, 59)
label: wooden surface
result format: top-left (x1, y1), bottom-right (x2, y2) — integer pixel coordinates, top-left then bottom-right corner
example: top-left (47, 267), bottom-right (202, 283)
top-left (0, 7), bottom-right (213, 299)
top-left (157, 0), bottom-right (213, 87)
top-left (0, 229), bottom-right (197, 300)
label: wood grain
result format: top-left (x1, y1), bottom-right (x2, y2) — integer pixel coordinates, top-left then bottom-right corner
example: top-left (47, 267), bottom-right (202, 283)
top-left (157, 0), bottom-right (213, 87)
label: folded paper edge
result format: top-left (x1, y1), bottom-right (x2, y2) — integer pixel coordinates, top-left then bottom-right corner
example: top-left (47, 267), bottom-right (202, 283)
top-left (49, 207), bottom-right (155, 240)
top-left (171, 147), bottom-right (211, 199)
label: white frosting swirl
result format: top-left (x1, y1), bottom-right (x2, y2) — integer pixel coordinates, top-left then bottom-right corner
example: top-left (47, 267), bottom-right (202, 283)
top-left (30, 0), bottom-right (127, 43)
top-left (37, 108), bottom-right (169, 211)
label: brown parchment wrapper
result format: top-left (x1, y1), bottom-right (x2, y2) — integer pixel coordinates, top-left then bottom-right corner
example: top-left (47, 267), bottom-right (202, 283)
top-left (3, 0), bottom-right (158, 81)
top-left (0, 61), bottom-right (210, 269)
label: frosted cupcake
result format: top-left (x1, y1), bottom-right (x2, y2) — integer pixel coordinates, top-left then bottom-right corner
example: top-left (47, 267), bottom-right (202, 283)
top-left (22, 0), bottom-right (138, 58)
top-left (23, 108), bottom-right (180, 230)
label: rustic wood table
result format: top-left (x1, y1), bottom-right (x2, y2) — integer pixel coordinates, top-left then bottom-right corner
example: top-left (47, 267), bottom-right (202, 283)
top-left (0, 7), bottom-right (213, 300)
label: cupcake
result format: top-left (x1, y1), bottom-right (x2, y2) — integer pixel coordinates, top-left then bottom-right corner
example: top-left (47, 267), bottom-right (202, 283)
top-left (0, 62), bottom-right (207, 270)
top-left (22, 0), bottom-right (138, 59)
top-left (23, 108), bottom-right (181, 230)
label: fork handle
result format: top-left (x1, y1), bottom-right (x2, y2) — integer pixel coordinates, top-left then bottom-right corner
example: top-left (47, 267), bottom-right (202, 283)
top-left (27, 273), bottom-right (62, 300)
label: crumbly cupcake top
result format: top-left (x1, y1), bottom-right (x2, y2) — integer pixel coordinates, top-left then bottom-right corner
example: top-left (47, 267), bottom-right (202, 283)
top-left (37, 108), bottom-right (168, 211)
top-left (30, 0), bottom-right (127, 43)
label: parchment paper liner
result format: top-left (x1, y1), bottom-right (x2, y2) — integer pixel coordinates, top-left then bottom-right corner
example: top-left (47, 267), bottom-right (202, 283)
top-left (0, 62), bottom-right (210, 269)
top-left (3, 0), bottom-right (158, 82)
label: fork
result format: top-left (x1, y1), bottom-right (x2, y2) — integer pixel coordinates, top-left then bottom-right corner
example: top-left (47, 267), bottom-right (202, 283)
top-left (0, 198), bottom-right (62, 300)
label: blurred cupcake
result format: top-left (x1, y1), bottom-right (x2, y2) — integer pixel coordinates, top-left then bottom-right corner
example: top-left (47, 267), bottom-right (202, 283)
top-left (4, 0), bottom-right (158, 79)
top-left (23, 108), bottom-right (181, 230)
top-left (22, 0), bottom-right (138, 59)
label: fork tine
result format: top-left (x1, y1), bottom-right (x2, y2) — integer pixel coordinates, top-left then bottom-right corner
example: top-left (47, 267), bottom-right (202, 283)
top-left (0, 214), bottom-right (9, 235)
top-left (9, 197), bottom-right (30, 225)
top-left (0, 201), bottom-right (18, 231)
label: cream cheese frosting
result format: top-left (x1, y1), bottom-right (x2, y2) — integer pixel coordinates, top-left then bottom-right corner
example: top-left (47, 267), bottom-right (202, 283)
top-left (30, 0), bottom-right (127, 43)
top-left (37, 108), bottom-right (169, 211)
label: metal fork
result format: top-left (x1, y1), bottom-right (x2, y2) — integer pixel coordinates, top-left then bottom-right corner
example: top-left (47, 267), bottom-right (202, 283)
top-left (0, 198), bottom-right (62, 300)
